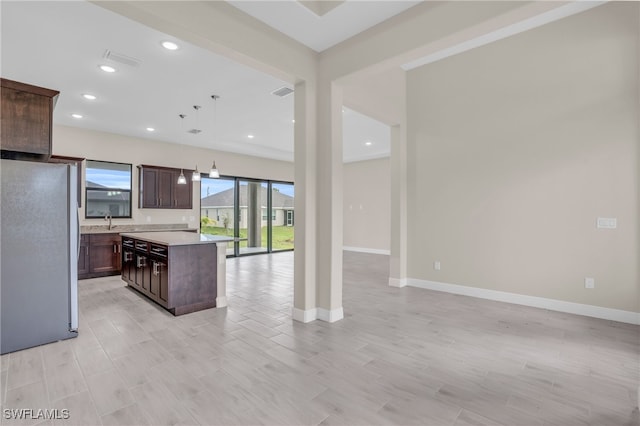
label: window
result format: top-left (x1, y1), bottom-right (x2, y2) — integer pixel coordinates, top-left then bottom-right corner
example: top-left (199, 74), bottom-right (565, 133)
top-left (85, 160), bottom-right (132, 218)
top-left (200, 177), bottom-right (294, 256)
top-left (262, 209), bottom-right (276, 221)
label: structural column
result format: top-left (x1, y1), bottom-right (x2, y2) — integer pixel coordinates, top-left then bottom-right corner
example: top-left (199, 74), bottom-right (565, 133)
top-left (293, 80), bottom-right (318, 322)
top-left (314, 78), bottom-right (344, 322)
top-left (389, 123), bottom-right (408, 287)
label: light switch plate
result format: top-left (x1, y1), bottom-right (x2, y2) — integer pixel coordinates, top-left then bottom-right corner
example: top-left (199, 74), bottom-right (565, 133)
top-left (597, 217), bottom-right (617, 229)
top-left (585, 277), bottom-right (595, 289)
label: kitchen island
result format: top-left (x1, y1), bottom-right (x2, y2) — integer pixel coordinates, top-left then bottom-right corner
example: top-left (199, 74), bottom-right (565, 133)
top-left (120, 231), bottom-right (232, 315)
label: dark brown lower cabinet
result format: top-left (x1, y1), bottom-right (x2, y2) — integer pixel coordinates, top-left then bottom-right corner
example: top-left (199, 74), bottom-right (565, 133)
top-left (149, 258), bottom-right (169, 306)
top-left (78, 233), bottom-right (121, 279)
top-left (78, 235), bottom-right (90, 277)
top-left (135, 253), bottom-right (149, 292)
top-left (121, 246), bottom-right (135, 283)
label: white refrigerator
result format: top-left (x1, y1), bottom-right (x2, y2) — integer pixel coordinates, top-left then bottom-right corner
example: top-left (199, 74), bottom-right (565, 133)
top-left (1, 158), bottom-right (79, 354)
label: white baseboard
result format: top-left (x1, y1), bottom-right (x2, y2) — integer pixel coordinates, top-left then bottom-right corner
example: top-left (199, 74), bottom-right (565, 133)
top-left (343, 246), bottom-right (390, 256)
top-left (292, 307), bottom-right (317, 323)
top-left (292, 307), bottom-right (344, 323)
top-left (407, 278), bottom-right (640, 325)
top-left (317, 307), bottom-right (344, 323)
top-left (215, 296), bottom-right (228, 308)
top-left (389, 277), bottom-right (407, 288)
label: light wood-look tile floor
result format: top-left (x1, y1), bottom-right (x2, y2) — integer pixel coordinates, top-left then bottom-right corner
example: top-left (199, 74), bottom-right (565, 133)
top-left (1, 251), bottom-right (638, 425)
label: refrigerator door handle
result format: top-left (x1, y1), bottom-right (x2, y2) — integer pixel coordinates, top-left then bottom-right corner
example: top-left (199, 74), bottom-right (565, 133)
top-left (77, 209), bottom-right (81, 260)
top-left (68, 164), bottom-right (79, 332)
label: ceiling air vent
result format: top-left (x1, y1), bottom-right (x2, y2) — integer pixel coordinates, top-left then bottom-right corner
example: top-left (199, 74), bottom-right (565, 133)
top-left (272, 86), bottom-right (294, 97)
top-left (102, 49), bottom-right (141, 68)
top-left (187, 129), bottom-right (202, 134)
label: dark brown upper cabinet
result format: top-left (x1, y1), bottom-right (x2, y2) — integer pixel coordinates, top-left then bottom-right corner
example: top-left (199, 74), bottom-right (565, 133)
top-left (138, 165), bottom-right (193, 209)
top-left (1, 78), bottom-right (59, 160)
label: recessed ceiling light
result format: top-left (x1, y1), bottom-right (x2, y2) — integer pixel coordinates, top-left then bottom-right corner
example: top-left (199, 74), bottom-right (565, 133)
top-left (247, 134), bottom-right (255, 139)
top-left (161, 41), bottom-right (179, 50)
top-left (292, 119), bottom-right (295, 123)
top-left (71, 114), bottom-right (83, 119)
top-left (146, 127), bottom-right (155, 132)
top-left (82, 93), bottom-right (97, 100)
top-left (99, 65), bottom-right (116, 73)
top-left (365, 141), bottom-right (373, 146)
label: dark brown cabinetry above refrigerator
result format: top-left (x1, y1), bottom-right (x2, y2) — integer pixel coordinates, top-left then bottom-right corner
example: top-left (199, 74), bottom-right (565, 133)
top-left (1, 78), bottom-right (59, 160)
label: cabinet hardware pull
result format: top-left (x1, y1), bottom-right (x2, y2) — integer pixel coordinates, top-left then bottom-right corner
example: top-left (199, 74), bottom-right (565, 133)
top-left (113, 244), bottom-right (117, 254)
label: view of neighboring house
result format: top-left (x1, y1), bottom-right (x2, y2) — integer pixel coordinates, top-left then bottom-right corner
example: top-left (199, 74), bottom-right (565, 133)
top-left (201, 185), bottom-right (294, 230)
top-left (85, 180), bottom-right (131, 218)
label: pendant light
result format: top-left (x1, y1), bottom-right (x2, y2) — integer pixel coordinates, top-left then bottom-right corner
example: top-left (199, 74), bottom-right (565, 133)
top-left (177, 169), bottom-right (187, 185)
top-left (209, 94), bottom-right (221, 179)
top-left (177, 114), bottom-right (187, 185)
top-left (209, 161), bottom-right (219, 178)
top-left (192, 165), bottom-right (201, 181)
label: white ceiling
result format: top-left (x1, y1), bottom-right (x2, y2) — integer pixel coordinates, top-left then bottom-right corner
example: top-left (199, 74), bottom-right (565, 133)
top-left (0, 1), bottom-right (392, 163)
top-left (3, 1), bottom-right (596, 165)
top-left (227, 0), bottom-right (422, 52)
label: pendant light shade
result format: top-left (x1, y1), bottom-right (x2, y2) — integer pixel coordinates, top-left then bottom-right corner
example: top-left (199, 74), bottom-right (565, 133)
top-left (209, 161), bottom-right (220, 179)
top-left (177, 169), bottom-right (187, 185)
top-left (192, 165), bottom-right (201, 181)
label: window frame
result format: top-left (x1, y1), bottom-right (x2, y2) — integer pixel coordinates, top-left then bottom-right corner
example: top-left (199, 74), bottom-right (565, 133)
top-left (199, 174), bottom-right (294, 257)
top-left (85, 159), bottom-right (133, 219)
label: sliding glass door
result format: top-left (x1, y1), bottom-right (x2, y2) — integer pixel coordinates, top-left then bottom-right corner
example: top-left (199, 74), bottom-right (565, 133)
top-left (200, 177), bottom-right (235, 255)
top-left (238, 180), bottom-right (268, 255)
top-left (200, 176), bottom-right (294, 256)
top-left (271, 182), bottom-right (294, 251)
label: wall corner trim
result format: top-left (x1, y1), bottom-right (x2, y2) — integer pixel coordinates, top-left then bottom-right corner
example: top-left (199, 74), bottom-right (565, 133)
top-left (389, 277), bottom-right (407, 288)
top-left (343, 246), bottom-right (391, 255)
top-left (292, 307), bottom-right (317, 323)
top-left (317, 307), bottom-right (344, 323)
top-left (407, 278), bottom-right (640, 325)
top-left (215, 296), bottom-right (228, 308)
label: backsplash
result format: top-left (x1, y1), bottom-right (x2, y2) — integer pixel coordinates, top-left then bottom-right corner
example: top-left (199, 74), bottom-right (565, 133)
top-left (80, 223), bottom-right (192, 234)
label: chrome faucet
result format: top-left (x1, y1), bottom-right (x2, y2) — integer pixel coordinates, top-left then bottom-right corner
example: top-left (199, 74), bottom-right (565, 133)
top-left (105, 213), bottom-right (113, 230)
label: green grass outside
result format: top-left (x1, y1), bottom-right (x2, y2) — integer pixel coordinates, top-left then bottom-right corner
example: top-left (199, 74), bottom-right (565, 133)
top-left (200, 225), bottom-right (294, 250)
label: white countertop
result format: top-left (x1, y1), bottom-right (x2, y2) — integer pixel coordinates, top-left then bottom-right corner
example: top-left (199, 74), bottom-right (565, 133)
top-left (120, 231), bottom-right (233, 247)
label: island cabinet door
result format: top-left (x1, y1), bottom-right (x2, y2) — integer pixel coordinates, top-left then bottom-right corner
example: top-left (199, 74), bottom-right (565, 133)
top-left (121, 249), bottom-right (134, 283)
top-left (150, 259), bottom-right (169, 307)
top-left (134, 254), bottom-right (149, 291)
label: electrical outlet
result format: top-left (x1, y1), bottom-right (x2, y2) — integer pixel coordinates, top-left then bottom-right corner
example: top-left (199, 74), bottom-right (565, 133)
top-left (585, 277), bottom-right (595, 289)
top-left (434, 261), bottom-right (441, 271)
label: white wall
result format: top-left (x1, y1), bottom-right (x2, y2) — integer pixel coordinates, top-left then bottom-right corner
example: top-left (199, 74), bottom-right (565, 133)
top-left (406, 3), bottom-right (639, 312)
top-left (53, 125), bottom-right (293, 228)
top-left (343, 158), bottom-right (390, 253)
